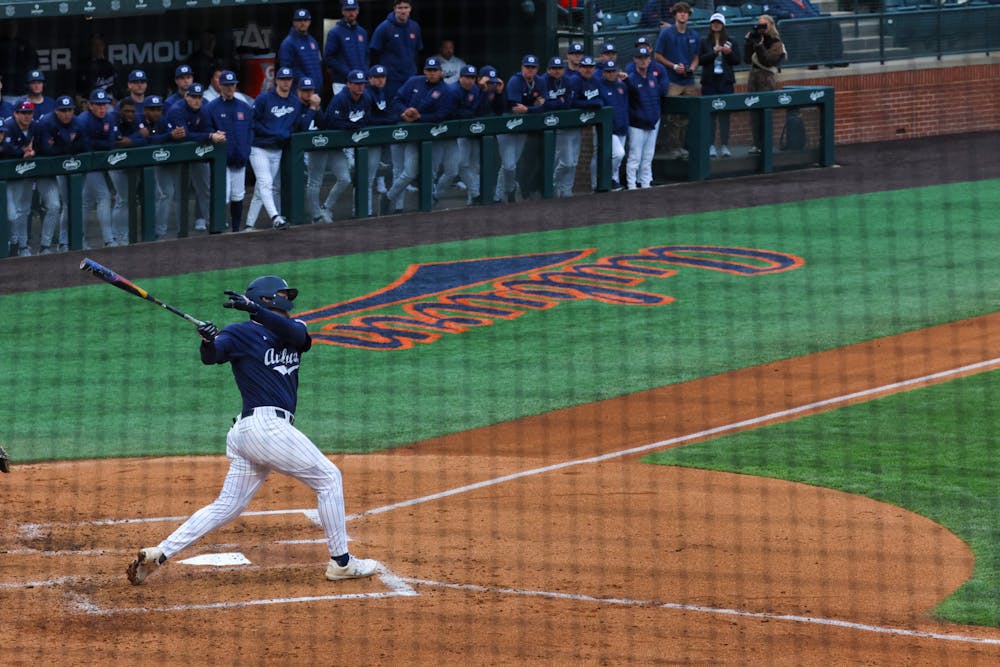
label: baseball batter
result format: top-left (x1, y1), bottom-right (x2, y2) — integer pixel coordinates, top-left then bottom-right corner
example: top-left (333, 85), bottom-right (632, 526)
top-left (127, 276), bottom-right (378, 584)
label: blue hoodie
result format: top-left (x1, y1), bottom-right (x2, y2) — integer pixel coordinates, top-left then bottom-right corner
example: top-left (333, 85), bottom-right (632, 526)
top-left (165, 100), bottom-right (213, 143)
top-left (1, 116), bottom-right (37, 158)
top-left (324, 19), bottom-right (369, 85)
top-left (279, 27), bottom-right (323, 90)
top-left (505, 72), bottom-right (548, 113)
top-left (370, 10), bottom-right (423, 99)
top-left (324, 87), bottom-right (372, 130)
top-left (364, 85), bottom-right (395, 125)
top-left (36, 111), bottom-right (85, 156)
top-left (206, 95), bottom-right (254, 167)
top-left (251, 90), bottom-right (303, 149)
top-left (77, 109), bottom-right (120, 152)
top-left (392, 75), bottom-right (456, 124)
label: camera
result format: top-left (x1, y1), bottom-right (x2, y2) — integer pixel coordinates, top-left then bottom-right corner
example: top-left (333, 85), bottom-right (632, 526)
top-left (752, 23), bottom-right (767, 34)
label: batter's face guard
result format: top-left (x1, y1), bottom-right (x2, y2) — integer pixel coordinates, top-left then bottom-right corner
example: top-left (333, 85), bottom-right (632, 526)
top-left (246, 275), bottom-right (299, 313)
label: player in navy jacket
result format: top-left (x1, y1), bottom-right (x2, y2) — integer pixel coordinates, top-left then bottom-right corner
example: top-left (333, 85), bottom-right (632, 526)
top-left (324, 0), bottom-right (369, 94)
top-left (494, 54), bottom-right (548, 203)
top-left (207, 71), bottom-right (254, 232)
top-left (34, 96), bottom-right (83, 253)
top-left (540, 56), bottom-right (579, 198)
top-left (363, 64), bottom-right (395, 125)
top-left (625, 46), bottom-right (663, 189)
top-left (598, 60), bottom-right (628, 191)
top-left (1, 101), bottom-right (38, 255)
top-left (76, 89), bottom-right (122, 246)
top-left (370, 0), bottom-right (423, 100)
top-left (279, 8), bottom-right (322, 91)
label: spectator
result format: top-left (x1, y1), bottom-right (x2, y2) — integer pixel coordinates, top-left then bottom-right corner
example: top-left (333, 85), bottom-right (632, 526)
top-left (313, 69), bottom-right (371, 222)
top-left (540, 56), bottom-right (575, 198)
top-left (279, 8), bottom-right (323, 92)
top-left (699, 13), bottom-right (741, 158)
top-left (246, 67), bottom-right (303, 230)
top-left (624, 46), bottom-right (661, 190)
top-left (494, 54), bottom-right (547, 204)
top-left (744, 14), bottom-right (786, 154)
top-left (78, 89), bottom-right (121, 247)
top-left (206, 71), bottom-right (253, 232)
top-left (119, 69), bottom-right (150, 117)
top-left (75, 34), bottom-right (118, 108)
top-left (1, 21), bottom-right (40, 104)
top-left (436, 39), bottom-right (467, 84)
top-left (1, 101), bottom-right (38, 256)
top-left (165, 83), bottom-right (225, 235)
top-left (640, 0), bottom-right (673, 29)
top-left (654, 2), bottom-right (701, 160)
top-left (370, 0), bottom-right (424, 101)
top-left (34, 95), bottom-right (83, 254)
top-left (597, 59), bottom-right (628, 192)
top-left (384, 56), bottom-right (455, 213)
top-left (324, 0), bottom-right (369, 96)
top-left (565, 42), bottom-right (585, 77)
top-left (24, 71), bottom-right (56, 120)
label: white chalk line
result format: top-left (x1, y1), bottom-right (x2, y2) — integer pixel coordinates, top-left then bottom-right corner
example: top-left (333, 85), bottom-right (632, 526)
top-left (11, 356), bottom-right (1000, 642)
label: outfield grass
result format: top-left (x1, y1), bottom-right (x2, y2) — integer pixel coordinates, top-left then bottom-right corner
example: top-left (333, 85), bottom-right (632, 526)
top-left (3, 180), bottom-right (998, 461)
top-left (645, 370), bottom-right (1000, 627)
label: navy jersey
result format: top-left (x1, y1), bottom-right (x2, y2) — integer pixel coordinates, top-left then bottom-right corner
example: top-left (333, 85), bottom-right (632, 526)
top-left (28, 96), bottom-right (56, 120)
top-left (504, 72), bottom-right (547, 113)
top-left (324, 88), bottom-right (371, 130)
top-left (364, 86), bottom-right (395, 125)
top-left (165, 101), bottom-right (213, 143)
top-left (539, 73), bottom-right (572, 111)
top-left (0, 116), bottom-right (36, 158)
top-left (36, 111), bottom-right (85, 155)
top-left (201, 307), bottom-right (312, 414)
top-left (251, 90), bottom-right (302, 149)
top-left (392, 75), bottom-right (456, 123)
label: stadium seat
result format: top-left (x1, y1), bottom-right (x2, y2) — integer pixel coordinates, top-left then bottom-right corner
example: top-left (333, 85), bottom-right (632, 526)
top-left (741, 3), bottom-right (763, 16)
top-left (716, 5), bottom-right (744, 20)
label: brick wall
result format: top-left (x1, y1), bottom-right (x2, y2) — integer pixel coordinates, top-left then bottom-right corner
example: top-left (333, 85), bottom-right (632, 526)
top-left (762, 63), bottom-right (1000, 144)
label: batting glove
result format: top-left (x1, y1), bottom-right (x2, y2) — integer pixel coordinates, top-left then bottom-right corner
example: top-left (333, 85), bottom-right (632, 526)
top-left (223, 291), bottom-right (259, 313)
top-left (197, 321), bottom-right (220, 342)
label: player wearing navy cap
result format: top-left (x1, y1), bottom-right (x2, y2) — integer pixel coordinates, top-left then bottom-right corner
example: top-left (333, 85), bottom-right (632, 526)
top-left (540, 56), bottom-right (576, 198)
top-left (625, 46), bottom-right (662, 189)
top-left (1, 100), bottom-right (38, 256)
top-left (280, 8), bottom-right (322, 92)
top-left (449, 64), bottom-right (498, 206)
top-left (325, 0), bottom-right (369, 96)
top-left (362, 64), bottom-right (394, 205)
top-left (246, 67), bottom-right (306, 230)
top-left (206, 71), bottom-right (254, 232)
top-left (494, 54), bottom-right (548, 204)
top-left (127, 276), bottom-right (379, 586)
top-left (77, 90), bottom-right (122, 247)
top-left (597, 59), bottom-right (628, 191)
top-left (34, 95), bottom-right (83, 253)
top-left (370, 0), bottom-right (423, 100)
top-left (120, 69), bottom-right (149, 117)
top-left (24, 70), bottom-right (55, 119)
top-left (566, 42), bottom-right (585, 76)
top-left (310, 69), bottom-right (370, 222)
top-left (164, 64), bottom-right (194, 111)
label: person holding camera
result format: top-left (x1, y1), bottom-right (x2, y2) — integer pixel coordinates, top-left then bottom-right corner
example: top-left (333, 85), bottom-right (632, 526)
top-left (699, 13), bottom-right (741, 158)
top-left (744, 14), bottom-right (786, 155)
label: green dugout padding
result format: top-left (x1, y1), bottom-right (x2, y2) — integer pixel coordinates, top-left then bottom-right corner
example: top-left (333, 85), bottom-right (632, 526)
top-left (284, 108), bottom-right (616, 226)
top-left (0, 142), bottom-right (226, 258)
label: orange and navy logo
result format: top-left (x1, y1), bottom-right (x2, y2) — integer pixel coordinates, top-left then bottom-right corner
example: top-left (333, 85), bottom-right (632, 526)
top-left (296, 245), bottom-right (804, 351)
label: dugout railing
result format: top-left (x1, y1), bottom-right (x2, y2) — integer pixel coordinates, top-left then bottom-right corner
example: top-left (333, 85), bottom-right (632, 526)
top-left (284, 107), bottom-right (616, 226)
top-left (0, 143), bottom-right (227, 258)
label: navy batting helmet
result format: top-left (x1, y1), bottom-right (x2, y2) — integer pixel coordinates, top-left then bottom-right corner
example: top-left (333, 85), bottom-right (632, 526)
top-left (246, 275), bottom-right (298, 312)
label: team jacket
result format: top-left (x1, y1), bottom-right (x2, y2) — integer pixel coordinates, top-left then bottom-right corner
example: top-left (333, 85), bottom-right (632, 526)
top-left (206, 95), bottom-right (254, 166)
top-left (0, 116), bottom-right (36, 158)
top-left (539, 73), bottom-right (572, 111)
top-left (363, 86), bottom-right (395, 125)
top-left (200, 307), bottom-right (312, 415)
top-left (569, 74), bottom-right (604, 110)
top-left (251, 90), bottom-right (303, 149)
top-left (35, 112), bottom-right (85, 156)
top-left (392, 75), bottom-right (456, 124)
top-left (278, 28), bottom-right (323, 88)
top-left (77, 110), bottom-right (120, 152)
top-left (625, 68), bottom-right (663, 131)
top-left (599, 76), bottom-right (629, 136)
top-left (165, 101), bottom-right (213, 143)
top-left (504, 73), bottom-right (548, 113)
top-left (324, 19), bottom-right (369, 85)
top-left (370, 12), bottom-right (423, 90)
top-left (324, 88), bottom-right (371, 130)
top-left (27, 96), bottom-right (56, 120)
top-left (451, 82), bottom-right (496, 119)
top-left (625, 60), bottom-right (669, 95)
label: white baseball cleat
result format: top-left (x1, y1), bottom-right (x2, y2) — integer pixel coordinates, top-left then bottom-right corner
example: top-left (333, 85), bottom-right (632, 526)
top-left (325, 556), bottom-right (379, 581)
top-left (127, 547), bottom-right (164, 585)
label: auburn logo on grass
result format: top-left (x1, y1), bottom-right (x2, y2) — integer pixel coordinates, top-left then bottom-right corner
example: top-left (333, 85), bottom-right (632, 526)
top-left (295, 245), bottom-right (804, 351)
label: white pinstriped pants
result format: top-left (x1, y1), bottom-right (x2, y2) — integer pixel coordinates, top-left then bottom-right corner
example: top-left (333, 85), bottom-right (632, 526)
top-left (157, 408), bottom-right (349, 559)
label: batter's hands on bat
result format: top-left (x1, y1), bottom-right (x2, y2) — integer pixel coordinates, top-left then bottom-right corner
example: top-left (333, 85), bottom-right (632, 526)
top-left (197, 321), bottom-right (219, 342)
top-left (223, 290), bottom-right (259, 313)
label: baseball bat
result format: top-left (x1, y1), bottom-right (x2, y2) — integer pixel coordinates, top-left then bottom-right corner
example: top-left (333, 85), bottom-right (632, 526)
top-left (79, 258), bottom-right (206, 327)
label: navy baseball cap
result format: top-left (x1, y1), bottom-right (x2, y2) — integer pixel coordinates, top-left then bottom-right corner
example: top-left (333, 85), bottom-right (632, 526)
top-left (27, 70), bottom-right (45, 83)
top-left (175, 64), bottom-right (193, 78)
top-left (293, 8), bottom-right (311, 20)
top-left (276, 66), bottom-right (294, 79)
top-left (89, 89), bottom-right (111, 104)
top-left (635, 36), bottom-right (651, 47)
top-left (423, 56), bottom-right (442, 70)
top-left (145, 95), bottom-right (164, 107)
top-left (460, 64), bottom-right (478, 77)
top-left (478, 66), bottom-right (501, 83)
top-left (128, 69), bottom-right (148, 82)
top-left (602, 60), bottom-right (619, 72)
top-left (15, 100), bottom-right (35, 113)
top-left (580, 56), bottom-right (596, 67)
top-left (635, 46), bottom-right (652, 57)
top-left (298, 77), bottom-right (316, 89)
top-left (547, 56), bottom-right (565, 69)
top-left (186, 82), bottom-right (205, 96)
top-left (342, 0), bottom-right (359, 8)
top-left (220, 70), bottom-right (238, 85)
top-left (522, 54), bottom-right (539, 67)
top-left (347, 69), bottom-right (367, 84)
top-left (56, 95), bottom-right (75, 110)
top-left (368, 64), bottom-right (387, 77)
top-left (602, 43), bottom-right (617, 54)
top-left (568, 42), bottom-right (585, 54)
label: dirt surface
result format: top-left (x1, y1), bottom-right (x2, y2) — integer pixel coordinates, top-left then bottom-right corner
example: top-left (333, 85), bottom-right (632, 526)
top-left (3, 132), bottom-right (1000, 664)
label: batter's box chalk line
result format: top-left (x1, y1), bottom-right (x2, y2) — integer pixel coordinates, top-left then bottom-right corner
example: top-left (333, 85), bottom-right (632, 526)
top-left (69, 561), bottom-right (417, 615)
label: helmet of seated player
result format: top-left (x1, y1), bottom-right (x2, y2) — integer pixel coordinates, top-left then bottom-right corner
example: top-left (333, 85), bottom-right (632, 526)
top-left (245, 275), bottom-right (298, 312)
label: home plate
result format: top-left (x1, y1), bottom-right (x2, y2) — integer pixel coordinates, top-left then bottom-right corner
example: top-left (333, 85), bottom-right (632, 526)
top-left (177, 552), bottom-right (251, 567)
